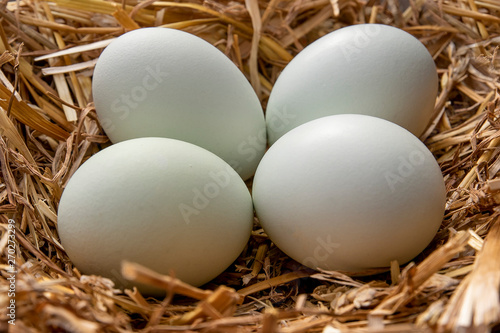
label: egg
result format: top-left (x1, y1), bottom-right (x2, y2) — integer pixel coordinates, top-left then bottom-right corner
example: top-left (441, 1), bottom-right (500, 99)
top-left (265, 24), bottom-right (438, 145)
top-left (92, 27), bottom-right (266, 180)
top-left (252, 114), bottom-right (445, 272)
top-left (57, 138), bottom-right (254, 295)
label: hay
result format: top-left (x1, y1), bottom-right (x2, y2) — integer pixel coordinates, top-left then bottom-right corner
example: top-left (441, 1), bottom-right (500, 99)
top-left (0, 0), bottom-right (499, 332)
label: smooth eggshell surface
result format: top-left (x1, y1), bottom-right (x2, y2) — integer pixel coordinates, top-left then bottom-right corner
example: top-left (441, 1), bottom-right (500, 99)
top-left (57, 138), bottom-right (254, 295)
top-left (252, 114), bottom-right (446, 272)
top-left (92, 27), bottom-right (266, 180)
top-left (265, 24), bottom-right (438, 145)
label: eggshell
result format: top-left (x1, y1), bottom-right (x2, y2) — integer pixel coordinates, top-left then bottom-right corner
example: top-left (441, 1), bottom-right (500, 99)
top-left (266, 24), bottom-right (438, 145)
top-left (57, 138), bottom-right (253, 295)
top-left (252, 114), bottom-right (446, 272)
top-left (92, 27), bottom-right (266, 180)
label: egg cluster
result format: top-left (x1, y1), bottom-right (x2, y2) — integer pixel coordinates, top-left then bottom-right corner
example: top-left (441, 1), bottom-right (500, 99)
top-left (57, 24), bottom-right (445, 295)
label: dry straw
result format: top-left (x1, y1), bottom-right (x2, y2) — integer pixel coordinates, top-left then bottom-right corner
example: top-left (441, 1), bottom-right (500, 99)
top-left (0, 0), bottom-right (499, 332)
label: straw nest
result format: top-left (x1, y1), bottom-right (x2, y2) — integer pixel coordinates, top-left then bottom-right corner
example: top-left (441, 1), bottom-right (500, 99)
top-left (1, 0), bottom-right (500, 332)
